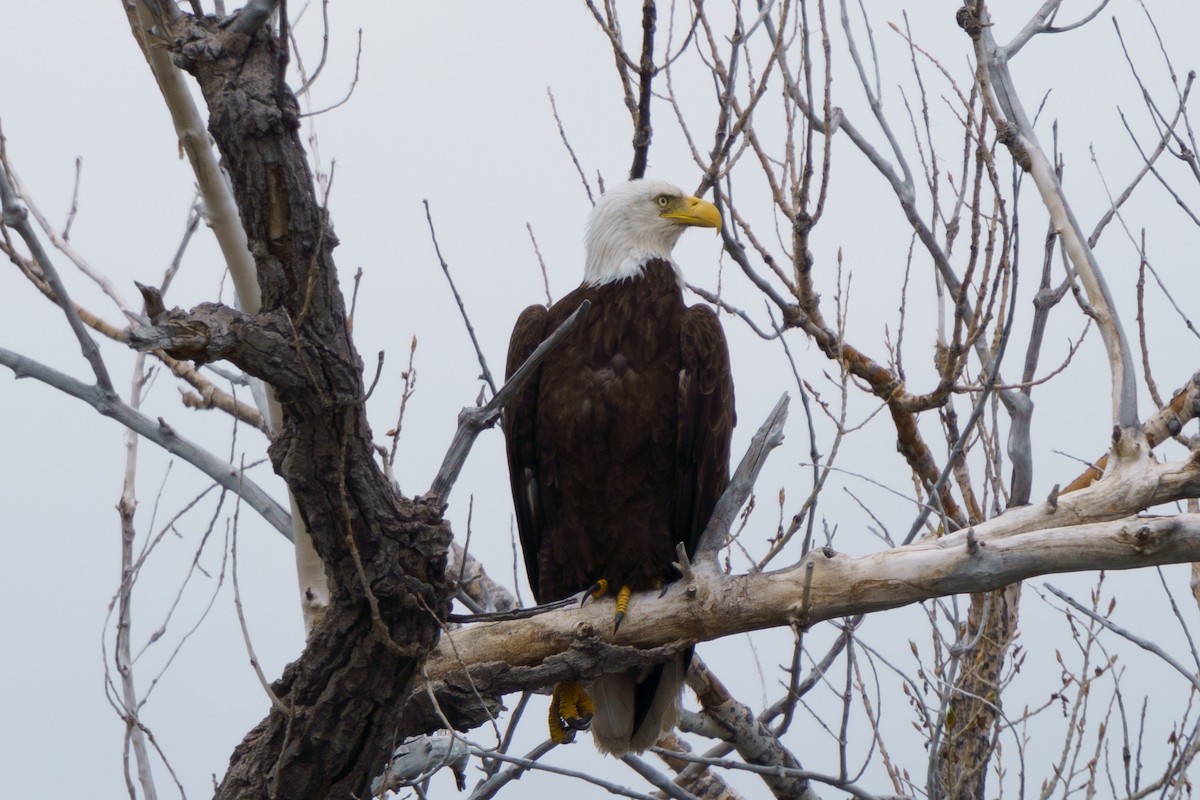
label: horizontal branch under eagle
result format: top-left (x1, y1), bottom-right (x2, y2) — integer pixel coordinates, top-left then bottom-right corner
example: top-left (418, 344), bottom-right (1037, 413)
top-left (418, 439), bottom-right (1200, 723)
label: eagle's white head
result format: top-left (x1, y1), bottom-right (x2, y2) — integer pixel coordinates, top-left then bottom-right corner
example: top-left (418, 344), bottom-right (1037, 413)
top-left (583, 179), bottom-right (722, 286)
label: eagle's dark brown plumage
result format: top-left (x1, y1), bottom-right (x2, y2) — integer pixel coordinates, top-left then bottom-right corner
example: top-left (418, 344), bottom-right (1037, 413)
top-left (503, 179), bottom-right (734, 754)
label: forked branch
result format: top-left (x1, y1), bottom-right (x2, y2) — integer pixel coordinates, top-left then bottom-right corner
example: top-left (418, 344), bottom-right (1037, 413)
top-left (964, 0), bottom-right (1139, 429)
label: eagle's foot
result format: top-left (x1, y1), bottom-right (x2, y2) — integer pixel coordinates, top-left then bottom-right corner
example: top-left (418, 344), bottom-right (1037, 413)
top-left (613, 584), bottom-right (632, 632)
top-left (580, 579), bottom-right (610, 607)
top-left (656, 578), bottom-right (668, 598)
top-left (549, 681), bottom-right (595, 743)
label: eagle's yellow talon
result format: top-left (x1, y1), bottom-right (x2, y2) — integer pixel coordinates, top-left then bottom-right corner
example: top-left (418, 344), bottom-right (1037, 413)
top-left (558, 682), bottom-right (595, 730)
top-left (548, 684), bottom-right (576, 743)
top-left (613, 585), bottom-right (632, 632)
top-left (580, 579), bottom-right (609, 607)
top-left (549, 681), bottom-right (594, 741)
top-left (575, 689), bottom-right (596, 721)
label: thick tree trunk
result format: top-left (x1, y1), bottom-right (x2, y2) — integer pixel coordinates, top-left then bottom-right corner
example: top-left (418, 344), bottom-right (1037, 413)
top-left (139, 14), bottom-right (453, 798)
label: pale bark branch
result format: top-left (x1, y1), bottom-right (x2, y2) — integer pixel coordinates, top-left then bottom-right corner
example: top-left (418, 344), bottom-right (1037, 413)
top-left (421, 470), bottom-right (1200, 704)
top-left (124, 1), bottom-right (326, 632)
top-left (966, 1), bottom-right (1139, 428)
top-left (126, 3), bottom-right (260, 315)
top-left (684, 656), bottom-right (815, 800)
top-left (696, 392), bottom-right (789, 556)
top-left (115, 353), bottom-right (159, 800)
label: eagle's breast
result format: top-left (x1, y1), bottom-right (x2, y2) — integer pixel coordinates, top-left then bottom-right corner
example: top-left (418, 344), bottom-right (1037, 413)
top-left (532, 259), bottom-right (685, 598)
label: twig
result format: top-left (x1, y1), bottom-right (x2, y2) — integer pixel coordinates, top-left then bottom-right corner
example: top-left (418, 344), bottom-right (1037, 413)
top-left (115, 352), bottom-right (160, 800)
top-left (230, 466), bottom-right (292, 715)
top-left (424, 199), bottom-right (498, 396)
top-left (467, 743), bottom-right (663, 800)
top-left (387, 335), bottom-right (419, 471)
top-left (0, 163), bottom-right (114, 391)
top-left (651, 746), bottom-right (886, 800)
top-left (295, 0), bottom-right (331, 95)
top-left (133, 487), bottom-right (231, 696)
top-left (446, 597), bottom-right (576, 624)
top-left (1044, 583), bottom-right (1200, 693)
top-left (349, 266), bottom-right (364, 322)
top-left (467, 740), bottom-right (556, 800)
top-left (525, 222), bottom-right (553, 305)
top-left (4, 155), bottom-right (139, 317)
top-left (621, 754), bottom-right (703, 800)
top-left (686, 282), bottom-right (779, 340)
top-left (628, 0), bottom-right (657, 180)
top-left (546, 88), bottom-right (594, 204)
top-left (62, 156), bottom-right (82, 240)
top-left (299, 28), bottom-right (364, 117)
top-left (162, 197), bottom-right (203, 297)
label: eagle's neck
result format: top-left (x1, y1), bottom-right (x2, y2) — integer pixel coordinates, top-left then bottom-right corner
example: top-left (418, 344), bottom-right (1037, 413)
top-left (583, 213), bottom-right (686, 287)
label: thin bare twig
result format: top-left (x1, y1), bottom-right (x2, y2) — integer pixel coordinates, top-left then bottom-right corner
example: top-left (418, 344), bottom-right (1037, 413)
top-left (230, 466), bottom-right (292, 715)
top-left (424, 199), bottom-right (498, 396)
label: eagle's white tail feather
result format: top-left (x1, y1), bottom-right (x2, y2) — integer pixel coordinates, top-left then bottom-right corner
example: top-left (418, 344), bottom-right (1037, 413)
top-left (589, 654), bottom-right (685, 756)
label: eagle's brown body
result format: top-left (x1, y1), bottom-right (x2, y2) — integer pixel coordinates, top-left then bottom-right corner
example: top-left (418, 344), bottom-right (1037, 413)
top-left (504, 256), bottom-right (734, 753)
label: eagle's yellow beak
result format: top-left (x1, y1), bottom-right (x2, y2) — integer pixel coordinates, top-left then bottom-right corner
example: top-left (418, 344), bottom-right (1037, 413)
top-left (662, 196), bottom-right (722, 231)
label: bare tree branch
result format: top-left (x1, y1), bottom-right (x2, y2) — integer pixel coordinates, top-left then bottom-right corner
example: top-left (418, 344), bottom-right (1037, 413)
top-left (964, 1), bottom-right (1139, 428)
top-left (0, 346), bottom-right (293, 539)
top-left (422, 505), bottom-right (1200, 711)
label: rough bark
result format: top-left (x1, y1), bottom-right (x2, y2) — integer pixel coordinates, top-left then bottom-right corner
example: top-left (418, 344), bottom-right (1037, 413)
top-left (935, 586), bottom-right (1020, 799)
top-left (137, 14), bottom-right (453, 798)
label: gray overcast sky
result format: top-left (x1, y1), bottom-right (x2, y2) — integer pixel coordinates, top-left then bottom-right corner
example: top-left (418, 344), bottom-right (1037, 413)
top-left (2, 3), bottom-right (1200, 798)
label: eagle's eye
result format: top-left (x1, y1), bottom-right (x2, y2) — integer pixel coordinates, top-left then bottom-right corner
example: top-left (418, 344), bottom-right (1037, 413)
top-left (655, 195), bottom-right (672, 208)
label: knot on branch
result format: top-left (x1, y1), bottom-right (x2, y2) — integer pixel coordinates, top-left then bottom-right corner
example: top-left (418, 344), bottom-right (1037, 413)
top-left (956, 5), bottom-right (983, 37)
top-left (1119, 523), bottom-right (1162, 555)
top-left (792, 211), bottom-right (814, 237)
top-left (1111, 424), bottom-right (1146, 462)
top-left (128, 302), bottom-right (236, 366)
top-left (996, 123), bottom-right (1033, 172)
top-left (781, 303), bottom-right (806, 329)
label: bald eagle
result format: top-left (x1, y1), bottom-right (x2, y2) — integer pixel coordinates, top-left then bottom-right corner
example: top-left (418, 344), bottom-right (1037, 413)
top-left (503, 179), bottom-right (735, 754)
